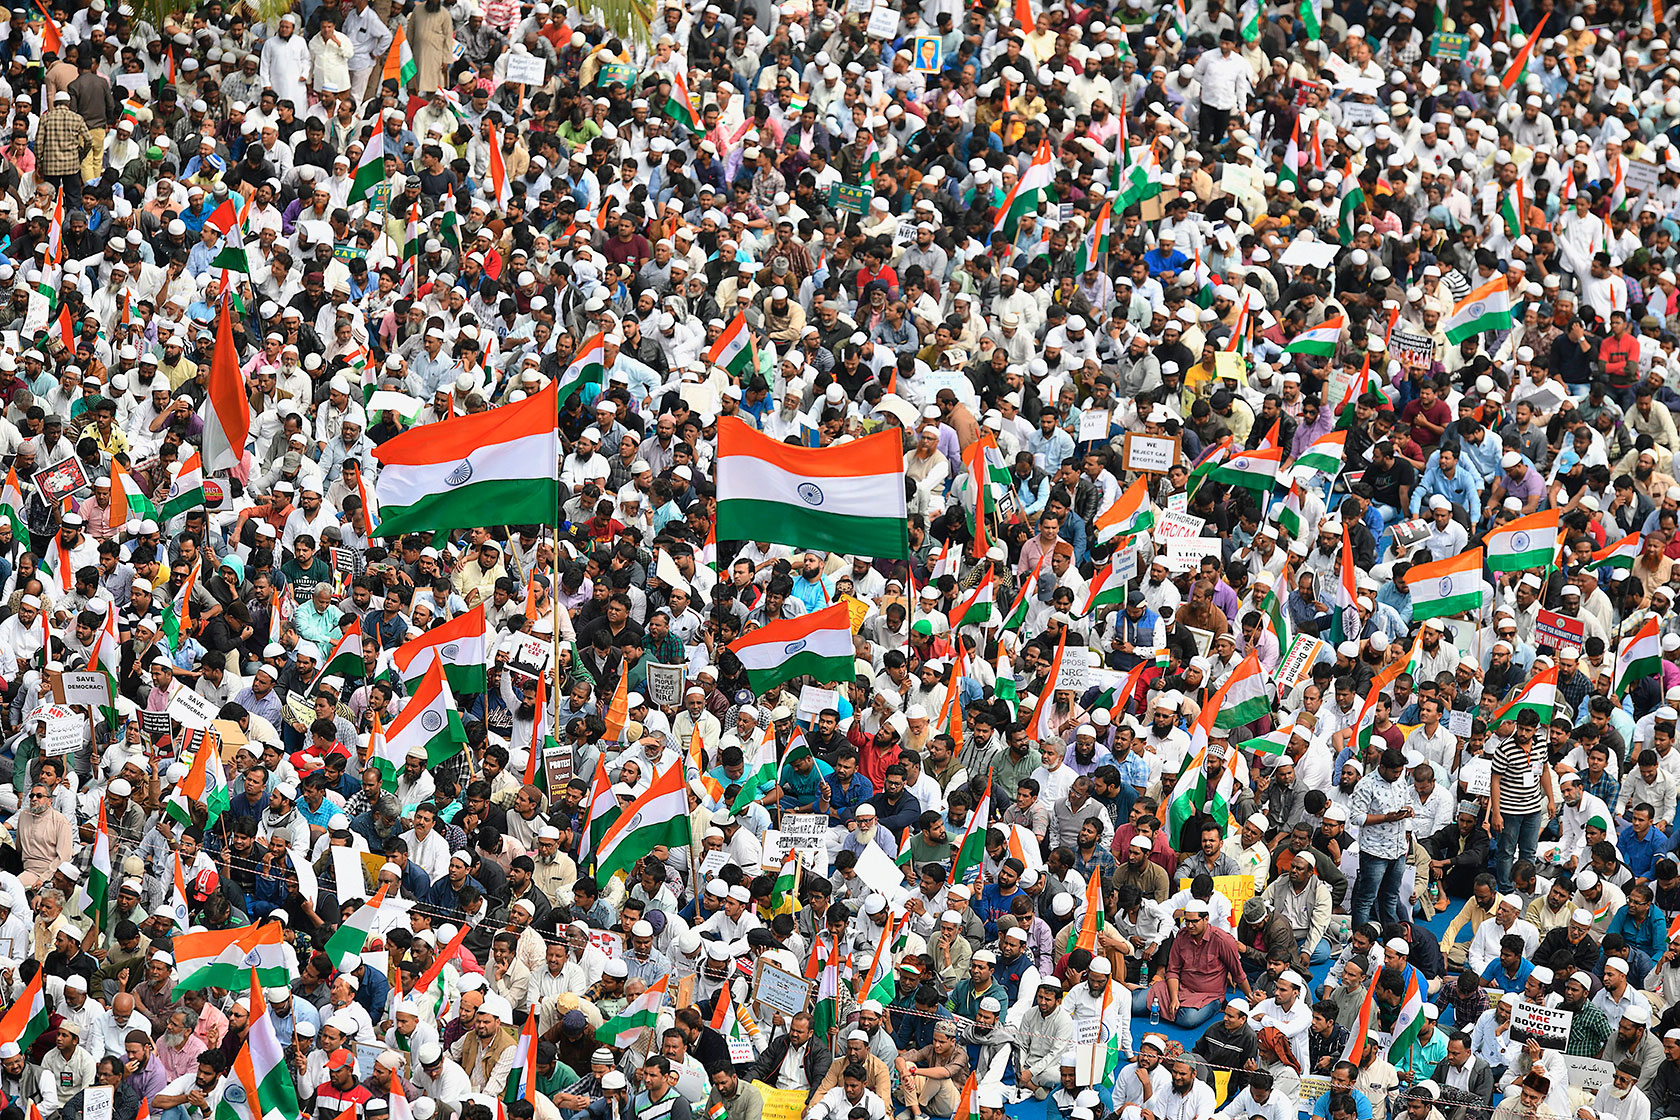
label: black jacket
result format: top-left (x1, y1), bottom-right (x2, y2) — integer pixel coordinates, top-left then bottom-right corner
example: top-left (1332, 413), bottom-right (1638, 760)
top-left (1430, 1054), bottom-right (1496, 1120)
top-left (749, 1034), bottom-right (834, 1099)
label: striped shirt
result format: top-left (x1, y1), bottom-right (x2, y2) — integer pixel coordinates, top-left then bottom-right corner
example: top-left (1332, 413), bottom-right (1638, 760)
top-left (1492, 735), bottom-right (1546, 815)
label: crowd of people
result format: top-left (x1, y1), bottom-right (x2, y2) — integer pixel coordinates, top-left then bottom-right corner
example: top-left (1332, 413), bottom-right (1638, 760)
top-left (3, 4), bottom-right (1680, 1120)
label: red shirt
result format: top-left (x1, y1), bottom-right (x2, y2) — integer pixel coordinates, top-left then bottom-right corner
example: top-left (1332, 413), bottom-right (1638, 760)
top-left (1600, 333), bottom-right (1641, 388)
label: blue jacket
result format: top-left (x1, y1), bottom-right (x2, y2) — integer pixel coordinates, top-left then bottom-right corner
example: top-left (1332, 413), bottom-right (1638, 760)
top-left (1607, 903), bottom-right (1668, 962)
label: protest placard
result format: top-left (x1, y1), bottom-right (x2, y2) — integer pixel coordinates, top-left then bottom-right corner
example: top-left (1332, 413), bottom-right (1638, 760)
top-left (1511, 1000), bottom-right (1572, 1049)
top-left (1536, 610), bottom-right (1586, 651)
top-left (1154, 510), bottom-right (1207, 541)
top-left (1277, 637), bottom-right (1326, 693)
top-left (645, 662), bottom-right (686, 708)
top-left (168, 686), bottom-right (219, 730)
top-left (1123, 433), bottom-right (1181, 474)
top-left (754, 960), bottom-right (813, 1019)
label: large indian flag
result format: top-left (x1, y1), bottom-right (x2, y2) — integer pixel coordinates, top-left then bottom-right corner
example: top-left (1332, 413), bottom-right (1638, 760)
top-left (729, 601), bottom-right (855, 693)
top-left (1293, 430), bottom-right (1347, 477)
top-left (1213, 650), bottom-right (1270, 730)
top-left (715, 416), bottom-right (907, 558)
top-left (1406, 548), bottom-right (1483, 620)
top-left (214, 973), bottom-right (300, 1120)
top-left (1094, 475), bottom-right (1153, 543)
top-left (174, 923), bottom-right (288, 990)
top-left (389, 603), bottom-right (488, 695)
top-left (381, 659), bottom-right (466, 775)
top-left (598, 975), bottom-right (670, 1046)
top-left (1487, 666), bottom-right (1558, 725)
top-left (372, 378), bottom-right (559, 538)
top-left (1615, 617), bottom-right (1662, 698)
top-left (1282, 312), bottom-right (1344, 357)
top-left (1484, 508), bottom-right (1559, 572)
top-left (1445, 276), bottom-right (1512, 343)
top-left (596, 765), bottom-right (692, 882)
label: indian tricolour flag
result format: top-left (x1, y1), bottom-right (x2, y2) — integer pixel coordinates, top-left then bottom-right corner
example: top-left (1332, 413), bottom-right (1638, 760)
top-left (1238, 725), bottom-right (1293, 755)
top-left (706, 312), bottom-right (752, 376)
top-left (1072, 196), bottom-right (1111, 275)
top-left (0, 969), bottom-right (49, 1052)
top-left (1488, 666), bottom-right (1558, 725)
top-left (1589, 533), bottom-right (1642, 572)
top-left (1406, 548), bottom-right (1483, 620)
top-left (579, 764), bottom-right (619, 869)
top-left (1213, 650), bottom-right (1270, 730)
top-left (1385, 966), bottom-right (1426, 1064)
top-left (383, 24), bottom-right (417, 86)
top-left (0, 465), bottom-right (23, 540)
top-left (160, 450), bottom-right (205, 521)
top-left (1163, 710), bottom-right (1233, 849)
top-left (951, 769), bottom-right (991, 884)
top-left (597, 763), bottom-right (692, 882)
top-left (311, 620), bottom-right (365, 688)
top-left (70, 797), bottom-right (111, 933)
top-left (1080, 559), bottom-right (1127, 617)
top-left (503, 1004), bottom-right (541, 1105)
top-left (1212, 445), bottom-right (1281, 492)
top-left (1115, 142), bottom-right (1163, 208)
top-left (1485, 508), bottom-right (1559, 572)
top-left (109, 459), bottom-right (156, 524)
top-left (1616, 617), bottom-right (1662, 698)
top-left (557, 331), bottom-right (608, 406)
top-left (947, 572), bottom-right (995, 630)
top-left (323, 883), bottom-right (389, 969)
top-left (1027, 633), bottom-right (1069, 740)
top-left (1279, 117), bottom-right (1301, 191)
top-left (599, 974), bottom-right (670, 1046)
top-left (1094, 475), bottom-right (1153, 543)
top-left (731, 724), bottom-right (779, 813)
top-left (1350, 636), bottom-right (1420, 755)
top-left (715, 417), bottom-right (908, 559)
top-left (1293, 430), bottom-right (1347, 477)
top-left (382, 659), bottom-right (466, 775)
top-left (388, 602), bottom-right (488, 694)
top-left (214, 974), bottom-right (300, 1120)
top-left (1445, 276), bottom-right (1512, 343)
top-left (347, 129), bottom-right (386, 207)
top-left (174, 923), bottom-right (288, 990)
top-left (664, 69), bottom-right (702, 135)
top-left (371, 378), bottom-right (559, 538)
top-left (730, 601), bottom-right (855, 693)
top-left (165, 727), bottom-right (231, 827)
top-left (1282, 312), bottom-right (1344, 357)
top-left (992, 138), bottom-right (1054, 236)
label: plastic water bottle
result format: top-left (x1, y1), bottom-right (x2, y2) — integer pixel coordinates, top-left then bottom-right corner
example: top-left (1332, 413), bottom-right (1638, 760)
top-left (1150, 997), bottom-right (1161, 1025)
